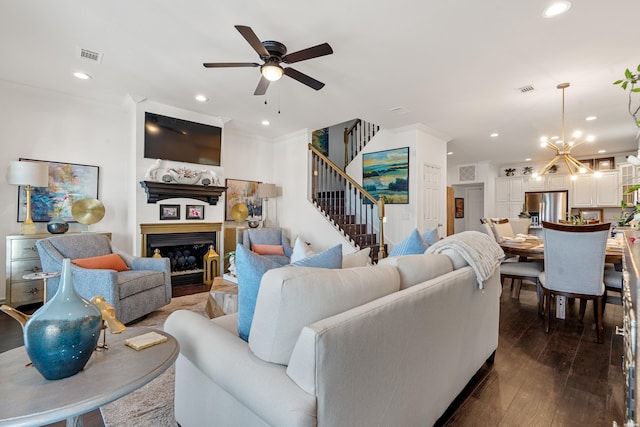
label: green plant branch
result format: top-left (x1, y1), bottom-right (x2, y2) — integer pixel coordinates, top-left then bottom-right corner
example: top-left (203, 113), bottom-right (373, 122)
top-left (614, 64), bottom-right (640, 129)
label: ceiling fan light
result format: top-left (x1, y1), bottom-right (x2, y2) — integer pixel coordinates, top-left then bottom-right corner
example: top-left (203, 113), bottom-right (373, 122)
top-left (261, 64), bottom-right (283, 82)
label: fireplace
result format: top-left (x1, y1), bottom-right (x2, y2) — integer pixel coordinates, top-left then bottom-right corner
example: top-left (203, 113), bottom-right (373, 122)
top-left (140, 222), bottom-right (222, 288)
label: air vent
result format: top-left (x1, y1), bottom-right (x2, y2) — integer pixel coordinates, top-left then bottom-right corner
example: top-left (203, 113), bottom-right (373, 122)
top-left (77, 47), bottom-right (103, 63)
top-left (458, 165), bottom-right (477, 182)
top-left (518, 85), bottom-right (535, 93)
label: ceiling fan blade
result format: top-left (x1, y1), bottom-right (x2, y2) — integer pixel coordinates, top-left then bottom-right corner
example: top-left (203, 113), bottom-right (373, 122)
top-left (283, 68), bottom-right (325, 90)
top-left (283, 43), bottom-right (333, 64)
top-left (235, 25), bottom-right (270, 58)
top-left (254, 76), bottom-right (271, 96)
top-left (203, 62), bottom-right (260, 68)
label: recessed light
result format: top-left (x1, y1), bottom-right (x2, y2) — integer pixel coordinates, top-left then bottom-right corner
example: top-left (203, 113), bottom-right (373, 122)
top-left (525, 158), bottom-right (532, 162)
top-left (550, 136), bottom-right (559, 140)
top-left (598, 149), bottom-right (606, 153)
top-left (447, 152), bottom-right (453, 155)
top-left (261, 120), bottom-right (270, 126)
top-left (73, 72), bottom-right (91, 80)
top-left (585, 116), bottom-right (597, 121)
top-left (543, 1), bottom-right (571, 18)
top-left (490, 133), bottom-right (499, 138)
top-left (194, 94), bottom-right (208, 102)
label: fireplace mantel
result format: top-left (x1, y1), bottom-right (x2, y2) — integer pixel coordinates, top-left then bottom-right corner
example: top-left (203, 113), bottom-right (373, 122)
top-left (139, 181), bottom-right (226, 205)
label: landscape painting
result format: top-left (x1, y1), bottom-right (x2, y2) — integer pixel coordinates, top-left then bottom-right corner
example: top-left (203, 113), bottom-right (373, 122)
top-left (362, 147), bottom-right (409, 204)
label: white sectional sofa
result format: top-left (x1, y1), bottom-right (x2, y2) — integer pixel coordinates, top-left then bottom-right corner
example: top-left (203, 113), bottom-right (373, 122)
top-left (165, 251), bottom-right (502, 426)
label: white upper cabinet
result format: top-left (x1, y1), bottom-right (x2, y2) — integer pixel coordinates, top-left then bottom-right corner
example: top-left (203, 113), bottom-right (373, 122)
top-left (525, 174), bottom-right (569, 192)
top-left (595, 171), bottom-right (619, 207)
top-left (570, 171), bottom-right (620, 207)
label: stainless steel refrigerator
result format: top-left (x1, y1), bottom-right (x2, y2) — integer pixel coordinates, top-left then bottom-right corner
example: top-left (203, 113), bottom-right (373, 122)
top-left (524, 190), bottom-right (568, 225)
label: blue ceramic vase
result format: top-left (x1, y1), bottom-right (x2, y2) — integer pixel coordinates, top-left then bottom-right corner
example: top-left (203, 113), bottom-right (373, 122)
top-left (24, 258), bottom-right (102, 380)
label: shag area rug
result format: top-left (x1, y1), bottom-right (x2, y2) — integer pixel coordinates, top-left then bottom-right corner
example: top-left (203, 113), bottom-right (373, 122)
top-left (99, 292), bottom-right (209, 427)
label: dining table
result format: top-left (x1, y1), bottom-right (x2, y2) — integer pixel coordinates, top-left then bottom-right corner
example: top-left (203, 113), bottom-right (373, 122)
top-left (499, 236), bottom-right (624, 265)
top-left (499, 235), bottom-right (624, 319)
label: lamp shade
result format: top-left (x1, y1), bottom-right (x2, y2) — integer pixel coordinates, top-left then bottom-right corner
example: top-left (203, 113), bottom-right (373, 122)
top-left (257, 183), bottom-right (277, 198)
top-left (6, 161), bottom-right (49, 187)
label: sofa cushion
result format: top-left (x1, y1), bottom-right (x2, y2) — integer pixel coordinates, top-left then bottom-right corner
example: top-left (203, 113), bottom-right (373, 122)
top-left (72, 253), bottom-right (130, 272)
top-left (252, 244), bottom-right (285, 256)
top-left (422, 227), bottom-right (439, 246)
top-left (249, 265), bottom-right (400, 365)
top-left (291, 244), bottom-right (342, 268)
top-left (389, 229), bottom-right (427, 256)
top-left (342, 247), bottom-right (371, 268)
top-left (378, 253), bottom-right (453, 289)
top-left (290, 237), bottom-right (315, 263)
top-left (118, 270), bottom-right (166, 298)
top-left (235, 244), bottom-right (283, 341)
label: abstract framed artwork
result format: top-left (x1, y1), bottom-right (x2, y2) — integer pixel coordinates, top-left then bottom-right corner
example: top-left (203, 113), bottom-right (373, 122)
top-left (225, 179), bottom-right (262, 221)
top-left (455, 198), bottom-right (464, 218)
top-left (186, 204), bottom-right (205, 220)
top-left (160, 204), bottom-right (180, 220)
top-left (17, 158), bottom-right (99, 222)
top-left (311, 127), bottom-right (329, 156)
top-left (362, 147), bottom-right (409, 204)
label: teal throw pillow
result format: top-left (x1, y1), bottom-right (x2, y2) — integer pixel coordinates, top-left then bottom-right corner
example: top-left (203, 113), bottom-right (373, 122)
top-left (389, 229), bottom-right (427, 256)
top-left (235, 244), bottom-right (282, 341)
top-left (422, 227), bottom-right (439, 246)
top-left (292, 244), bottom-right (343, 268)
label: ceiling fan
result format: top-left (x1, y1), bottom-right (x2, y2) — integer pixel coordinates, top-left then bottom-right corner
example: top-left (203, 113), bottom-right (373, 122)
top-left (203, 25), bottom-right (333, 95)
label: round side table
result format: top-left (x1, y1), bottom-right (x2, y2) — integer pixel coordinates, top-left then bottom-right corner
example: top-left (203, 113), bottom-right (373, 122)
top-left (22, 271), bottom-right (60, 303)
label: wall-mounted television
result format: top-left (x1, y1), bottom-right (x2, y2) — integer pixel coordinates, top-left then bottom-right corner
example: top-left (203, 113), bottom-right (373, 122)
top-left (144, 112), bottom-right (222, 166)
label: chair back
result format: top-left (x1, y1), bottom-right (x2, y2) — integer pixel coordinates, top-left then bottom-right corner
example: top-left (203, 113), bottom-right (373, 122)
top-left (490, 218), bottom-right (514, 242)
top-left (479, 218), bottom-right (496, 241)
top-left (541, 221), bottom-right (610, 295)
top-left (509, 217), bottom-right (532, 235)
top-left (38, 233), bottom-right (113, 260)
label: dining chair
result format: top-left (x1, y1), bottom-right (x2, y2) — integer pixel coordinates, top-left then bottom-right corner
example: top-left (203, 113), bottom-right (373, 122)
top-left (490, 218), bottom-right (514, 243)
top-left (500, 260), bottom-right (544, 314)
top-left (480, 218), bottom-right (496, 241)
top-left (538, 221), bottom-right (610, 343)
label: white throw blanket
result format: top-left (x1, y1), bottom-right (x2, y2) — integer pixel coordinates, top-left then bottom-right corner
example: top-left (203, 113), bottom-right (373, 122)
top-left (426, 231), bottom-right (505, 289)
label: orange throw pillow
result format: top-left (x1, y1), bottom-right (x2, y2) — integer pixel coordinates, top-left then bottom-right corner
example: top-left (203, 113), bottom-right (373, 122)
top-left (71, 254), bottom-right (130, 272)
top-left (252, 244), bottom-right (285, 256)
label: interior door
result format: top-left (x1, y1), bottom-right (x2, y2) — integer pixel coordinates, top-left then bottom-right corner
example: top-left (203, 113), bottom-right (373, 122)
top-left (423, 163), bottom-right (443, 236)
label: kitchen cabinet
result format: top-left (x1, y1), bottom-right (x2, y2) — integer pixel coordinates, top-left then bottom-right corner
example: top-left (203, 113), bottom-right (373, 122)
top-left (525, 174), bottom-right (569, 192)
top-left (620, 163), bottom-right (639, 206)
top-left (595, 171), bottom-right (620, 206)
top-left (548, 174), bottom-right (570, 191)
top-left (570, 171), bottom-right (620, 208)
top-left (496, 177), bottom-right (524, 218)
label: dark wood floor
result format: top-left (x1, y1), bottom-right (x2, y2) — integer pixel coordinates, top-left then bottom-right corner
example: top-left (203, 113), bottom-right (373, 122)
top-left (1, 281), bottom-right (624, 426)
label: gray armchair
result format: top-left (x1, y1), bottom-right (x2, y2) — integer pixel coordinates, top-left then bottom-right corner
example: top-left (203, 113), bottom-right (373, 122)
top-left (241, 228), bottom-right (293, 265)
top-left (36, 233), bottom-right (171, 324)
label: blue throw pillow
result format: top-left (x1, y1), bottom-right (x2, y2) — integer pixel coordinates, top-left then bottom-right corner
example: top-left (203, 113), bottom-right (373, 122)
top-left (389, 229), bottom-right (427, 256)
top-left (292, 244), bottom-right (343, 268)
top-left (235, 244), bottom-right (282, 341)
top-left (422, 227), bottom-right (439, 246)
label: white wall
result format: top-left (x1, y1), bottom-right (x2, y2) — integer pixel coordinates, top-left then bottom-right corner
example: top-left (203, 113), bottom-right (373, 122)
top-left (0, 81), bottom-right (131, 301)
top-left (346, 125), bottom-right (449, 247)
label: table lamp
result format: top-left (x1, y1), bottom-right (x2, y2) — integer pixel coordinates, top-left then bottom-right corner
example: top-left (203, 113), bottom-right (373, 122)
top-left (257, 183), bottom-right (277, 228)
top-left (6, 160), bottom-right (49, 234)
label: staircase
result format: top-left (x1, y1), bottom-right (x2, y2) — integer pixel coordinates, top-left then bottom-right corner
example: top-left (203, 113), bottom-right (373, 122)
top-left (309, 144), bottom-right (386, 263)
top-left (343, 119), bottom-right (380, 169)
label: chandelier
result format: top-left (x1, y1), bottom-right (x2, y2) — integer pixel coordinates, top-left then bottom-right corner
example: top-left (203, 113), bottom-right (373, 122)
top-left (534, 83), bottom-right (596, 180)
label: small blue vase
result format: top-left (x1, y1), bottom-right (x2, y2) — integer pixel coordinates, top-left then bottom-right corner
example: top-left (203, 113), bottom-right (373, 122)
top-left (24, 258), bottom-right (102, 380)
